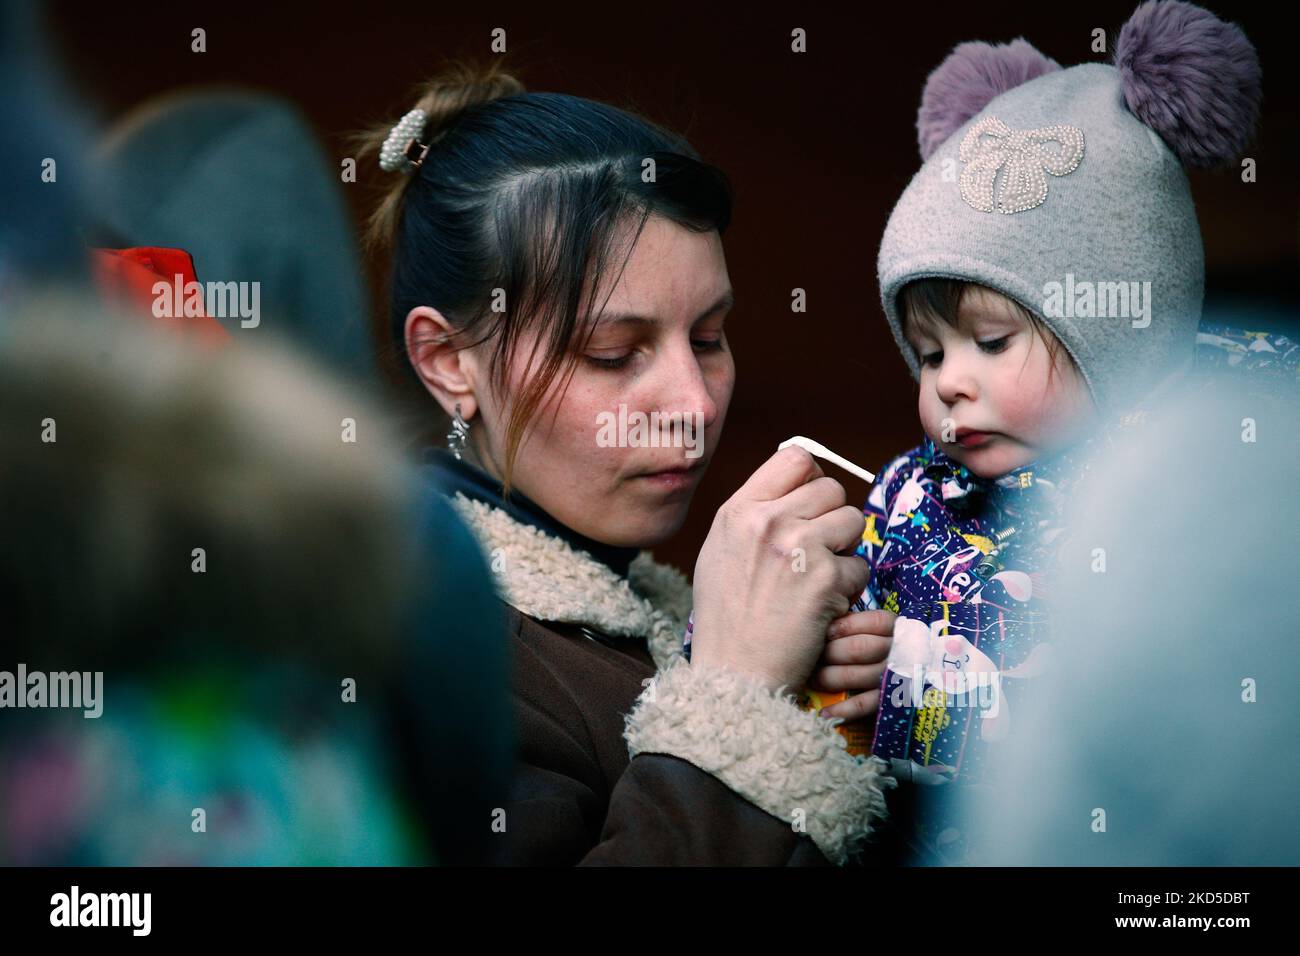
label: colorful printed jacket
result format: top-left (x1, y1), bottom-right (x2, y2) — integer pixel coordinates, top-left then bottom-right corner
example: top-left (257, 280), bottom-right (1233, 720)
top-left (855, 433), bottom-right (1086, 785)
top-left (848, 426), bottom-right (1122, 866)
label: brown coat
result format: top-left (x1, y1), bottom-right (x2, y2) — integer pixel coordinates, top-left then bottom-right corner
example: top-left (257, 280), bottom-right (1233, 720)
top-left (448, 492), bottom-right (895, 865)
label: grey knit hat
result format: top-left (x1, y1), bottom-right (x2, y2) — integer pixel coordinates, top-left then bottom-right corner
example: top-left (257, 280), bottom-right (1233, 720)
top-left (877, 1), bottom-right (1261, 414)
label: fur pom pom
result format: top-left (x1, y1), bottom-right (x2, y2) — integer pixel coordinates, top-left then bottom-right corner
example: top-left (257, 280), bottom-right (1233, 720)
top-left (1114, 0), bottom-right (1262, 168)
top-left (917, 38), bottom-right (1061, 161)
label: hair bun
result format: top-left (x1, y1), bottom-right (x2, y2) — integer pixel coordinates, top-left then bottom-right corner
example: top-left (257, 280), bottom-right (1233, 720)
top-left (413, 61), bottom-right (525, 144)
top-left (362, 62), bottom-right (525, 242)
top-left (1113, 0), bottom-right (1261, 168)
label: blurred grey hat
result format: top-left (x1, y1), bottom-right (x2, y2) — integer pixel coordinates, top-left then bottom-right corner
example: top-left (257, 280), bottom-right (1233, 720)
top-left (877, 1), bottom-right (1262, 413)
top-left (95, 88), bottom-right (374, 378)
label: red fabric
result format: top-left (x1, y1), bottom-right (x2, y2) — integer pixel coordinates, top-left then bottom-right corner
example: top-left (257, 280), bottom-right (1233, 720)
top-left (90, 247), bottom-right (231, 347)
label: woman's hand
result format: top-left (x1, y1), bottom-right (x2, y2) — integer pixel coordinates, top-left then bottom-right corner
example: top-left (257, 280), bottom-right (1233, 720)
top-left (810, 609), bottom-right (896, 721)
top-left (689, 446), bottom-right (870, 692)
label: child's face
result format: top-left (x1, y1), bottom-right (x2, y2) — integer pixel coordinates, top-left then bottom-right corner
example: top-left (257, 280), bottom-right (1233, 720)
top-left (904, 287), bottom-right (1095, 479)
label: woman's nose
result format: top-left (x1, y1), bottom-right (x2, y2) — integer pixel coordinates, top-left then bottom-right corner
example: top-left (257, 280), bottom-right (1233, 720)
top-left (656, 343), bottom-right (720, 429)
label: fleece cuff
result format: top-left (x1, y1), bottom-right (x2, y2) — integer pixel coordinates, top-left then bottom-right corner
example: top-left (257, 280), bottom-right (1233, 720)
top-left (623, 655), bottom-right (895, 865)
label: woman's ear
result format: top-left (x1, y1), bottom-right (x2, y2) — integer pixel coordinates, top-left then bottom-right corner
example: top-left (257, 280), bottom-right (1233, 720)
top-left (405, 306), bottom-right (479, 420)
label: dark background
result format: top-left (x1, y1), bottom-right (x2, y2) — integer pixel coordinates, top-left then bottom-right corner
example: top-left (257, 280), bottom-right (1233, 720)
top-left (45, 0), bottom-right (1298, 572)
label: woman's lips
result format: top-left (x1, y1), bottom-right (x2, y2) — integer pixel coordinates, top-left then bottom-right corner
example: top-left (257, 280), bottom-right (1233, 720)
top-left (634, 467), bottom-right (703, 492)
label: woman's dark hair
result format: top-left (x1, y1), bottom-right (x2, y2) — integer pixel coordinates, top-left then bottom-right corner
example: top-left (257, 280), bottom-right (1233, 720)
top-left (358, 61), bottom-right (732, 493)
top-left (898, 278), bottom-right (1071, 385)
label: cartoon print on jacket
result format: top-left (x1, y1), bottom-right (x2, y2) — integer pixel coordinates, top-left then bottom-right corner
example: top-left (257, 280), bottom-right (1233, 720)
top-left (855, 432), bottom-right (1085, 784)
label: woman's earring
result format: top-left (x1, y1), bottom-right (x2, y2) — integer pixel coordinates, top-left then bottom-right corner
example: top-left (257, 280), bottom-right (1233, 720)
top-left (447, 402), bottom-right (470, 460)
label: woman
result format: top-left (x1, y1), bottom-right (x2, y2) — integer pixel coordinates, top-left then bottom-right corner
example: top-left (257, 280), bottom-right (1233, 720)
top-left (362, 62), bottom-right (895, 865)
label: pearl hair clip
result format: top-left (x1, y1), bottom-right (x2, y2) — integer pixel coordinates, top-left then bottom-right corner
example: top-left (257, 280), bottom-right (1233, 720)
top-left (379, 107), bottom-right (430, 173)
top-left (778, 436), bottom-right (876, 484)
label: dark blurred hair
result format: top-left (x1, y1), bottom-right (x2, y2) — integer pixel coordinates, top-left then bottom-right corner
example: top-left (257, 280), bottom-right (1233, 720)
top-left (0, 308), bottom-right (418, 670)
top-left (357, 60), bottom-right (732, 493)
top-left (899, 278), bottom-right (1071, 385)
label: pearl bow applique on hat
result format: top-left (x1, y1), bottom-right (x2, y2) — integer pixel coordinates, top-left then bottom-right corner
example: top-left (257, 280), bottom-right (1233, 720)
top-left (958, 115), bottom-right (1085, 214)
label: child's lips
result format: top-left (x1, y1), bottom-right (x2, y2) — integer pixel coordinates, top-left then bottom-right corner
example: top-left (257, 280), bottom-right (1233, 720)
top-left (955, 430), bottom-right (995, 448)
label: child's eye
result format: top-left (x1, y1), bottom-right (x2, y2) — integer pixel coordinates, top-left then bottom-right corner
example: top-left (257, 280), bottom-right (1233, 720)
top-left (921, 350), bottom-right (943, 367)
top-left (692, 338), bottom-right (725, 353)
top-left (978, 336), bottom-right (1010, 354)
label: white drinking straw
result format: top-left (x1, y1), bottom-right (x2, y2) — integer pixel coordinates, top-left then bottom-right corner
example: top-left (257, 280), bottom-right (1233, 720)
top-left (778, 435), bottom-right (876, 484)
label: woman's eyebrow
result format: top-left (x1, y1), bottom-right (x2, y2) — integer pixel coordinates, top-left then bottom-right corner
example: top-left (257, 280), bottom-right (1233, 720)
top-left (597, 289), bottom-right (735, 327)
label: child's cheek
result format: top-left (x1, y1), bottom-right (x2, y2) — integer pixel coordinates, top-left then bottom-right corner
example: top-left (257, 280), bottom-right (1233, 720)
top-left (1041, 373), bottom-right (1095, 449)
top-left (1011, 369), bottom-right (1077, 448)
top-left (991, 364), bottom-right (1041, 437)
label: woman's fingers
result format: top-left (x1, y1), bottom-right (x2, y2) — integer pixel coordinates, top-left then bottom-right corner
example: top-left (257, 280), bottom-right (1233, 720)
top-left (827, 610), bottom-right (897, 640)
top-left (809, 503), bottom-right (868, 555)
top-left (831, 554), bottom-right (871, 608)
top-left (820, 632), bottom-right (892, 666)
top-left (689, 446), bottom-right (877, 692)
top-left (781, 474), bottom-right (848, 520)
top-left (820, 688), bottom-right (881, 721)
top-left (737, 445), bottom-right (824, 503)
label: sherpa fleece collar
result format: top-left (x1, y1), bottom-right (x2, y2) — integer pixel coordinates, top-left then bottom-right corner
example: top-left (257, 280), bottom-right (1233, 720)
top-left (448, 489), bottom-right (895, 865)
top-left (446, 492), bottom-right (691, 670)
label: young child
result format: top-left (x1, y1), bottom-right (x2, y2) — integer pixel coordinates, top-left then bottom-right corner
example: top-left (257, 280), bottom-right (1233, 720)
top-left (854, 281), bottom-right (1096, 781)
top-left (832, 0), bottom-right (1262, 861)
top-left (682, 0), bottom-right (1260, 862)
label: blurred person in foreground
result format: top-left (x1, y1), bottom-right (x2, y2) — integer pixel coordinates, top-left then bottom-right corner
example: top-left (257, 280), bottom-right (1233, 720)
top-left (0, 0), bottom-right (509, 864)
top-left (954, 322), bottom-right (1299, 865)
top-left (0, 304), bottom-right (509, 864)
